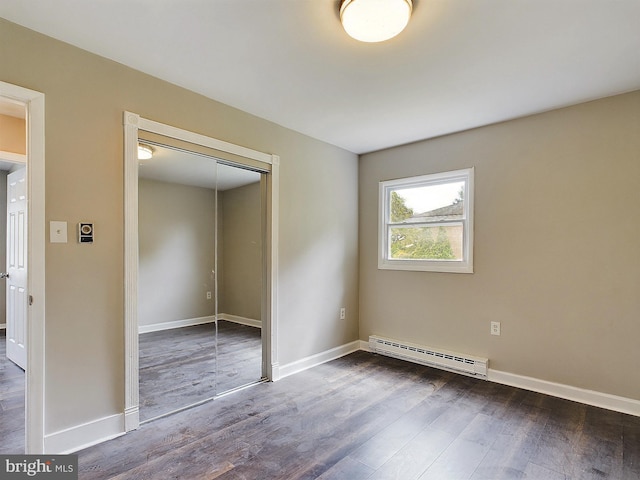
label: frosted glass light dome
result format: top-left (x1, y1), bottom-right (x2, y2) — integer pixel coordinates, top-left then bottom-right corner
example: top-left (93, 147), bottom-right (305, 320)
top-left (137, 144), bottom-right (154, 160)
top-left (340, 0), bottom-right (413, 43)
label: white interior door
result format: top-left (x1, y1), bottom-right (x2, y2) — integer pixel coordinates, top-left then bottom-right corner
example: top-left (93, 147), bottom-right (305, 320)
top-left (6, 167), bottom-right (27, 370)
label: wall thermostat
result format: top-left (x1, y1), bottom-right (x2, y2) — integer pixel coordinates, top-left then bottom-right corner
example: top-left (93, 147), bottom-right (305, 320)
top-left (78, 223), bottom-right (94, 243)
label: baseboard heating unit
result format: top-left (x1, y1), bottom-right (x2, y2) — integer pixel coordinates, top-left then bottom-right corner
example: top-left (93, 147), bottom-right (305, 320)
top-left (369, 335), bottom-right (488, 379)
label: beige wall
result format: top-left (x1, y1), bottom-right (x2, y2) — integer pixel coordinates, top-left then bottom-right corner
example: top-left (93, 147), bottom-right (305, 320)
top-left (359, 90), bottom-right (640, 401)
top-left (138, 179), bottom-right (216, 327)
top-left (0, 19), bottom-right (359, 435)
top-left (138, 178), bottom-right (262, 327)
top-left (0, 114), bottom-right (25, 154)
top-left (219, 181), bottom-right (262, 321)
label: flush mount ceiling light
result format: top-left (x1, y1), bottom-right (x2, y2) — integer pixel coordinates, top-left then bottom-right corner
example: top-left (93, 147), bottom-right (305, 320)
top-left (137, 144), bottom-right (154, 160)
top-left (340, 0), bottom-right (413, 43)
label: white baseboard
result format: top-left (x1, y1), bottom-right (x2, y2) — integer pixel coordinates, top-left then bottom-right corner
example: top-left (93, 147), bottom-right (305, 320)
top-left (44, 413), bottom-right (125, 454)
top-left (124, 406), bottom-right (139, 432)
top-left (362, 339), bottom-right (638, 416)
top-left (138, 314), bottom-right (260, 334)
top-left (218, 313), bottom-right (261, 329)
top-left (361, 336), bottom-right (640, 416)
top-left (274, 339), bottom-right (640, 417)
top-left (0, 323), bottom-right (5, 330)
top-left (278, 340), bottom-right (361, 379)
top-left (47, 340), bottom-right (638, 455)
top-left (488, 369), bottom-right (640, 417)
top-left (139, 315), bottom-right (215, 334)
top-left (270, 361), bottom-right (281, 382)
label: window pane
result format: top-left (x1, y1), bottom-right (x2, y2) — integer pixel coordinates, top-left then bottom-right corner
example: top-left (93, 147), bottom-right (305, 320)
top-left (379, 168), bottom-right (473, 273)
top-left (390, 224), bottom-right (463, 261)
top-left (390, 181), bottom-right (465, 223)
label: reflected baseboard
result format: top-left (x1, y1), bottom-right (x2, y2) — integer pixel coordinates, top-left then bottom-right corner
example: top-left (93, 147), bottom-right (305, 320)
top-left (138, 315), bottom-right (260, 335)
top-left (217, 313), bottom-right (261, 329)
top-left (138, 316), bottom-right (215, 334)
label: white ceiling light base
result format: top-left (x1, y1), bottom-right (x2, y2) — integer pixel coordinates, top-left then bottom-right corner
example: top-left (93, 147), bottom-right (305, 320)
top-left (340, 0), bottom-right (413, 43)
top-left (137, 144), bottom-right (154, 160)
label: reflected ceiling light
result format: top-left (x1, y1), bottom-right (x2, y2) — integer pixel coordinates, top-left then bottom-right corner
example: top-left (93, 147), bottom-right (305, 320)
top-left (137, 144), bottom-right (154, 160)
top-left (340, 0), bottom-right (413, 43)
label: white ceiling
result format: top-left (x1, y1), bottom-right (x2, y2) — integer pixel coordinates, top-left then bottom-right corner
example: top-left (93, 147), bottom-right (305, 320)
top-left (138, 144), bottom-right (261, 191)
top-left (1, 1), bottom-right (639, 154)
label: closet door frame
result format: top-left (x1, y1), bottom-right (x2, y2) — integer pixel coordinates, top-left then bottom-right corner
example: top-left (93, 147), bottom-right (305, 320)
top-left (123, 111), bottom-right (279, 432)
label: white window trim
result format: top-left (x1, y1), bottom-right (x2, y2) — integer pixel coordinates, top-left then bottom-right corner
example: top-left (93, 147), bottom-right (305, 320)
top-left (378, 167), bottom-right (474, 273)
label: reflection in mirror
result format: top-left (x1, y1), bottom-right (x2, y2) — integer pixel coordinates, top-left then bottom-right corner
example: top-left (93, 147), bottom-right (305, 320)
top-left (137, 144), bottom-right (262, 422)
top-left (215, 160), bottom-right (263, 394)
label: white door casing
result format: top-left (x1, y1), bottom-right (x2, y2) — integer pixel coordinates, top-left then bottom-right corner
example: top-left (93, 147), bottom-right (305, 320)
top-left (6, 167), bottom-right (28, 370)
top-left (0, 81), bottom-right (46, 454)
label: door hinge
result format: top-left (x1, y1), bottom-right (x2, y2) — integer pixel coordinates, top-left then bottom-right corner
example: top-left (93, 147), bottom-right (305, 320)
top-left (28, 295), bottom-right (33, 306)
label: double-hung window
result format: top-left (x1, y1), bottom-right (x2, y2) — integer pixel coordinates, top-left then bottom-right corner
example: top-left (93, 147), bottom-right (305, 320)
top-left (379, 167), bottom-right (474, 273)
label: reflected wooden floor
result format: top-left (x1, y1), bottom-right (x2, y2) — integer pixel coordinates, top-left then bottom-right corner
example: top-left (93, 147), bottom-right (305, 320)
top-left (139, 320), bottom-right (262, 422)
top-left (0, 329), bottom-right (25, 454)
top-left (80, 351), bottom-right (640, 479)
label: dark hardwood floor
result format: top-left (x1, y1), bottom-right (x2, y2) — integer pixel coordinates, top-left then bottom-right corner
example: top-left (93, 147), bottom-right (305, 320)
top-left (139, 320), bottom-right (262, 421)
top-left (216, 320), bottom-right (263, 394)
top-left (0, 329), bottom-right (25, 454)
top-left (79, 351), bottom-right (640, 479)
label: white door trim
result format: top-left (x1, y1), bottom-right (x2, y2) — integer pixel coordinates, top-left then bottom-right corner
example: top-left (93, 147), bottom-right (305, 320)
top-left (0, 81), bottom-right (46, 454)
top-left (136, 116), bottom-right (273, 165)
top-left (123, 111), bottom-right (279, 431)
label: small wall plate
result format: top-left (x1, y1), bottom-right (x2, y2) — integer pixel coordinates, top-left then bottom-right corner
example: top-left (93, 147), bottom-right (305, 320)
top-left (78, 222), bottom-right (94, 243)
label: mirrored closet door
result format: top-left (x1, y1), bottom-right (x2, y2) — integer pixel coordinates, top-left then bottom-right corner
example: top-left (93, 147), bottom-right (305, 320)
top-left (214, 163), bottom-right (263, 394)
top-left (137, 143), bottom-right (264, 422)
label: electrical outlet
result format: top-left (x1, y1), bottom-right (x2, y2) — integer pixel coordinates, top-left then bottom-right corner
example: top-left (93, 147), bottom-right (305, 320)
top-left (206, 291), bottom-right (212, 300)
top-left (340, 307), bottom-right (346, 320)
top-left (491, 321), bottom-right (501, 336)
